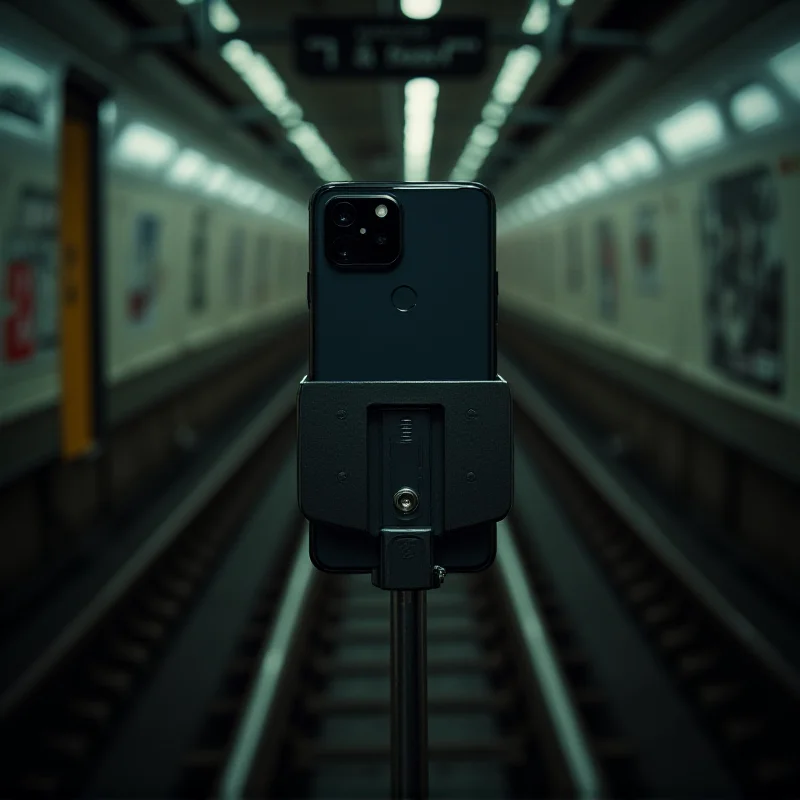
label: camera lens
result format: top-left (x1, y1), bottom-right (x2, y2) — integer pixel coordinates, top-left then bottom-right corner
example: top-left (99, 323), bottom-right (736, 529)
top-left (333, 201), bottom-right (356, 227)
top-left (332, 236), bottom-right (355, 260)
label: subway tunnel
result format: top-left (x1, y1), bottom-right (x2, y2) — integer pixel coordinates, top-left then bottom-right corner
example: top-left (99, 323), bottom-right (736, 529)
top-left (0, 0), bottom-right (799, 797)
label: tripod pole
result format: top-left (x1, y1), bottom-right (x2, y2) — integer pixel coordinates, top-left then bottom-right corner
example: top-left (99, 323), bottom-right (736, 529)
top-left (390, 589), bottom-right (428, 800)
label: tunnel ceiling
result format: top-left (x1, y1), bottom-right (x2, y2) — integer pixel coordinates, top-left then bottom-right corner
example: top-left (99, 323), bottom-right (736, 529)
top-left (97, 0), bottom-right (694, 190)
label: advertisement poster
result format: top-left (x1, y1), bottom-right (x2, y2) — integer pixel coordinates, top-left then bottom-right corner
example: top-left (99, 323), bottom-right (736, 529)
top-left (129, 213), bottom-right (160, 325)
top-left (565, 222), bottom-right (583, 292)
top-left (188, 208), bottom-right (208, 313)
top-left (227, 228), bottom-right (246, 307)
top-left (634, 204), bottom-right (660, 295)
top-left (596, 218), bottom-right (618, 320)
top-left (254, 235), bottom-right (269, 303)
top-left (700, 165), bottom-right (784, 394)
top-left (2, 186), bottom-right (58, 365)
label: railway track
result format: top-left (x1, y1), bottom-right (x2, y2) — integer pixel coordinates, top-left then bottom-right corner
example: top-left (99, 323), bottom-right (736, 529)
top-left (177, 518), bottom-right (645, 799)
top-left (504, 355), bottom-right (800, 798)
top-left (0, 380), bottom-right (300, 800)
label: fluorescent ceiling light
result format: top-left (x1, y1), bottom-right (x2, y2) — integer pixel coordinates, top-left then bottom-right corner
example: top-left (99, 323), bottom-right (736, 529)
top-left (556, 175), bottom-right (581, 203)
top-left (558, 0), bottom-right (575, 5)
top-left (769, 40), bottom-right (800, 101)
top-left (168, 148), bottom-right (210, 186)
top-left (600, 149), bottom-right (633, 183)
top-left (730, 83), bottom-right (781, 131)
top-left (228, 176), bottom-right (262, 206)
top-left (401, 0), bottom-right (441, 19)
top-left (522, 0), bottom-right (550, 35)
top-left (115, 123), bottom-right (177, 168)
top-left (450, 46), bottom-right (541, 181)
top-left (204, 163), bottom-right (234, 195)
top-left (656, 100), bottom-right (725, 158)
top-left (404, 77), bottom-right (440, 181)
top-left (492, 46), bottom-right (542, 107)
top-left (622, 136), bottom-right (661, 176)
top-left (539, 186), bottom-right (563, 212)
top-left (209, 0), bottom-right (240, 33)
top-left (576, 162), bottom-right (609, 194)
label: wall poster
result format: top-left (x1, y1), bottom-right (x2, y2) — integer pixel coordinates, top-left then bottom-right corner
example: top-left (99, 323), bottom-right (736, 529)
top-left (1, 185), bottom-right (58, 365)
top-left (129, 213), bottom-right (160, 325)
top-left (700, 164), bottom-right (784, 394)
top-left (227, 228), bottom-right (246, 307)
top-left (565, 222), bottom-right (583, 292)
top-left (188, 208), bottom-right (208, 313)
top-left (596, 218), bottom-right (619, 320)
top-left (634, 204), bottom-right (660, 295)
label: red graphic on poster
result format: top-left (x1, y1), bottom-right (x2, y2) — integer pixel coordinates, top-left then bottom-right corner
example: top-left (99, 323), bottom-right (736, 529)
top-left (4, 259), bottom-right (36, 362)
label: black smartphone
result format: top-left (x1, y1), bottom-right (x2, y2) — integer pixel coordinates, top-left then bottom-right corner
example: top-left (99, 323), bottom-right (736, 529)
top-left (307, 181), bottom-right (498, 573)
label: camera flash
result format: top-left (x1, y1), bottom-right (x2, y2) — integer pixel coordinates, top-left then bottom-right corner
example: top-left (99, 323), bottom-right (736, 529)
top-left (375, 204), bottom-right (388, 218)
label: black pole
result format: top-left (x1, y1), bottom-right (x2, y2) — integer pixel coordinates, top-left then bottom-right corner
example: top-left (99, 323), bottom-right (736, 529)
top-left (390, 589), bottom-right (428, 800)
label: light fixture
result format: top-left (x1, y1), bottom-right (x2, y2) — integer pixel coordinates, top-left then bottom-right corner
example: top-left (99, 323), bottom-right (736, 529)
top-left (522, 0), bottom-right (550, 35)
top-left (576, 162), bottom-right (609, 194)
top-left (114, 122), bottom-right (178, 169)
top-left (209, 0), bottom-right (240, 33)
top-left (655, 100), bottom-right (725, 158)
top-left (600, 149), bottom-right (633, 183)
top-left (404, 77), bottom-right (440, 181)
top-left (450, 46), bottom-right (541, 181)
top-left (400, 0), bottom-right (442, 20)
top-left (621, 136), bottom-right (661, 176)
top-left (204, 163), bottom-right (235, 195)
top-left (730, 83), bottom-right (781, 131)
top-left (168, 148), bottom-right (210, 186)
top-left (769, 40), bottom-right (800, 101)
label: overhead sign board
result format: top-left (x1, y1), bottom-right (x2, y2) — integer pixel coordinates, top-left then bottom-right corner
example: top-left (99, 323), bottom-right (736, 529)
top-left (293, 17), bottom-right (487, 78)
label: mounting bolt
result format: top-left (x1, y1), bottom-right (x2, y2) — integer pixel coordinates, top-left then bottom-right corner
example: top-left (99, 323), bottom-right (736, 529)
top-left (337, 471), bottom-right (348, 483)
top-left (466, 408), bottom-right (478, 420)
top-left (433, 565), bottom-right (446, 586)
top-left (393, 487), bottom-right (419, 514)
top-left (467, 471), bottom-right (476, 482)
top-left (336, 409), bottom-right (347, 420)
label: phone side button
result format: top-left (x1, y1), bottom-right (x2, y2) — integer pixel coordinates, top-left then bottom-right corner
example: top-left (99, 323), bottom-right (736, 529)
top-left (306, 272), bottom-right (311, 308)
top-left (495, 271), bottom-right (499, 323)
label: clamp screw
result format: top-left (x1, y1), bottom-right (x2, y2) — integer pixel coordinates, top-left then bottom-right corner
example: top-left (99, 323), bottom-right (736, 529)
top-left (433, 565), bottom-right (446, 586)
top-left (393, 487), bottom-right (419, 514)
top-left (336, 409), bottom-right (347, 420)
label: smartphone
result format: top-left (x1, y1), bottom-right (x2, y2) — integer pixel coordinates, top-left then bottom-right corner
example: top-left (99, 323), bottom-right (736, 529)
top-left (307, 181), bottom-right (498, 573)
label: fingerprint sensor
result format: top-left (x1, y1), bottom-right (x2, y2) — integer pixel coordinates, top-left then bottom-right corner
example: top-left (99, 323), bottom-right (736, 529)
top-left (392, 285), bottom-right (417, 312)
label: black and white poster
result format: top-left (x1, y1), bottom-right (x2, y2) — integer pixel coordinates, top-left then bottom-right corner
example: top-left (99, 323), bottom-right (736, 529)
top-left (700, 165), bottom-right (784, 394)
top-left (596, 218), bottom-right (618, 321)
top-left (634, 204), bottom-right (660, 295)
top-left (188, 208), bottom-right (208, 313)
top-left (565, 222), bottom-right (583, 292)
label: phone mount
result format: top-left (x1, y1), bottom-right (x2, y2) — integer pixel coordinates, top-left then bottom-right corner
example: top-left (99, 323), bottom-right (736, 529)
top-left (297, 376), bottom-right (513, 798)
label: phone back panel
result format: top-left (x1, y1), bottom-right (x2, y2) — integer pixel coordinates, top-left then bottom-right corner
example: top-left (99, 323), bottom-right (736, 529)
top-left (309, 182), bottom-right (496, 381)
top-left (308, 182), bottom-right (497, 573)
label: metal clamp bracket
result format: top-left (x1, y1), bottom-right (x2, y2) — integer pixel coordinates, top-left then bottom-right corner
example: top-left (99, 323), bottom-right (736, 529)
top-left (297, 377), bottom-right (514, 590)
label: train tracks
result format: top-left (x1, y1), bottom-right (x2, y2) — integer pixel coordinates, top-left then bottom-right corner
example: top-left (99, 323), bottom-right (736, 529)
top-left (3, 362), bottom-right (798, 799)
top-left (0, 378), bottom-right (301, 799)
top-left (503, 354), bottom-right (800, 798)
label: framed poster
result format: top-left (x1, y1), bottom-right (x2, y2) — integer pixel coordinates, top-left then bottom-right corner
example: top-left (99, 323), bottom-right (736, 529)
top-left (596, 218), bottom-right (618, 321)
top-left (634, 204), bottom-right (660, 295)
top-left (128, 213), bottom-right (160, 325)
top-left (1, 185), bottom-right (58, 365)
top-left (700, 165), bottom-right (784, 394)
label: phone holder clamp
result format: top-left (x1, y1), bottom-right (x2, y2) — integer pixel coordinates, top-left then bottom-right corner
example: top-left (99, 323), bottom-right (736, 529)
top-left (297, 377), bottom-right (514, 590)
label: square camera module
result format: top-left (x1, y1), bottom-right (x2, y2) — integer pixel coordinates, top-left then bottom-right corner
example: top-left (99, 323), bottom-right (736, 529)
top-left (325, 195), bottom-right (401, 268)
